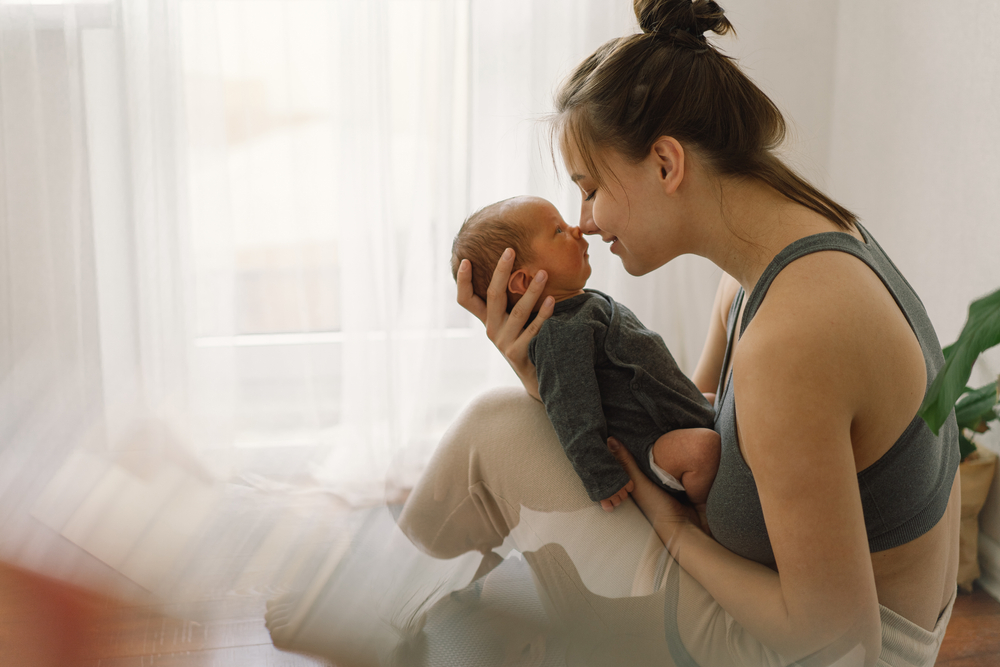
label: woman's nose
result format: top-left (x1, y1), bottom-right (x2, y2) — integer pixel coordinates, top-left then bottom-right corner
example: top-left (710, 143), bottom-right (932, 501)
top-left (578, 199), bottom-right (599, 235)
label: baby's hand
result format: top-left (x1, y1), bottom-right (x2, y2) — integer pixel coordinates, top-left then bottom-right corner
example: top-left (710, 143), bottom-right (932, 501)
top-left (600, 480), bottom-right (635, 512)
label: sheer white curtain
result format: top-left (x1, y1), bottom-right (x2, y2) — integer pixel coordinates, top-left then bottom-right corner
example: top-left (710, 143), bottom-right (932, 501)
top-left (178, 0), bottom-right (652, 501)
top-left (181, 0), bottom-right (479, 499)
top-left (0, 0), bottom-right (193, 578)
top-left (0, 0), bottom-right (662, 582)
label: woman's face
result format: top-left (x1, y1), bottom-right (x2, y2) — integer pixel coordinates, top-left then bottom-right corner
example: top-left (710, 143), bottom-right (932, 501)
top-left (564, 142), bottom-right (680, 276)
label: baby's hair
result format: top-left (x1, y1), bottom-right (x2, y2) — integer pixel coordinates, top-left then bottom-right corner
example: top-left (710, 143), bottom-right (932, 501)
top-left (451, 197), bottom-right (538, 310)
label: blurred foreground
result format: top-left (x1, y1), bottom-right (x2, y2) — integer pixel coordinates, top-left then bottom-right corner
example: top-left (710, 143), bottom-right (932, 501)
top-left (0, 562), bottom-right (329, 666)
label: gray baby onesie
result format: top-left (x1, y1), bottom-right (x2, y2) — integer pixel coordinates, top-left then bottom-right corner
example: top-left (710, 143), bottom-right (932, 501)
top-left (528, 289), bottom-right (715, 502)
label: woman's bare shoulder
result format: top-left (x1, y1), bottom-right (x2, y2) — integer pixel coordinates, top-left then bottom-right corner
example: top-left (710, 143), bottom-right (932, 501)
top-left (744, 249), bottom-right (908, 351)
top-left (736, 249), bottom-right (925, 459)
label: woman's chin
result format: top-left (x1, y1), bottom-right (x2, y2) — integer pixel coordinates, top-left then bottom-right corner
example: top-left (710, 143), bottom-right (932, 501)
top-left (614, 245), bottom-right (675, 277)
top-left (617, 253), bottom-right (654, 277)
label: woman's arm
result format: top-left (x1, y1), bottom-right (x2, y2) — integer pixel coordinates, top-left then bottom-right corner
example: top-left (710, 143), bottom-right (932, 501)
top-left (456, 250), bottom-right (555, 400)
top-left (614, 262), bottom-right (884, 665)
top-left (691, 273), bottom-right (740, 396)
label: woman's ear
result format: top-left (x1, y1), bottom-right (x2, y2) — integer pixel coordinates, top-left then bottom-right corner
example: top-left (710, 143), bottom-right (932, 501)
top-left (507, 268), bottom-right (533, 296)
top-left (650, 136), bottom-right (685, 195)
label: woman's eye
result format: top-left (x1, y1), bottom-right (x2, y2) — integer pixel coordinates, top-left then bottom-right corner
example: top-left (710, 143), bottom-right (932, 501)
top-left (584, 189), bottom-right (596, 202)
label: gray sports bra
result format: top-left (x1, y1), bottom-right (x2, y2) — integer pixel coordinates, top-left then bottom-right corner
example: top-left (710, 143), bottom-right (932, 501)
top-left (705, 223), bottom-right (959, 566)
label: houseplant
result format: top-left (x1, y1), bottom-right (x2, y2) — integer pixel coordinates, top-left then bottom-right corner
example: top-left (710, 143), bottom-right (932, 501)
top-left (920, 287), bottom-right (1000, 592)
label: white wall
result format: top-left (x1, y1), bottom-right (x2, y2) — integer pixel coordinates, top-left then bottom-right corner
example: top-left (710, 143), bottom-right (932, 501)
top-left (721, 1), bottom-right (841, 190)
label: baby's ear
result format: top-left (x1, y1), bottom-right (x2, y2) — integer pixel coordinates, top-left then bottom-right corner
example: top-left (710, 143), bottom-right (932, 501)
top-left (507, 268), bottom-right (533, 296)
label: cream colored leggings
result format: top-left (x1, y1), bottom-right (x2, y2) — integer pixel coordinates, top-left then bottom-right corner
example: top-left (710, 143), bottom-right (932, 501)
top-left (397, 387), bottom-right (954, 667)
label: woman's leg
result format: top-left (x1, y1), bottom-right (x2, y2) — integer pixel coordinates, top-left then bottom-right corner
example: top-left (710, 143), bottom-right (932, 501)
top-left (396, 386), bottom-right (663, 599)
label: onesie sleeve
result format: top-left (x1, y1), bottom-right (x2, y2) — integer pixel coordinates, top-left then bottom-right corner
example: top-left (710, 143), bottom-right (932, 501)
top-left (530, 320), bottom-right (633, 502)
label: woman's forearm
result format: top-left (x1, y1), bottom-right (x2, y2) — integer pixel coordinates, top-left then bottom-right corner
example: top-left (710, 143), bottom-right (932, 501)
top-left (670, 523), bottom-right (882, 666)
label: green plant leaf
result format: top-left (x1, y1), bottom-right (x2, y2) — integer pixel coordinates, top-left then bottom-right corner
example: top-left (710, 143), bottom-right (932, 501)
top-left (954, 380), bottom-right (1000, 430)
top-left (920, 288), bottom-right (1000, 434)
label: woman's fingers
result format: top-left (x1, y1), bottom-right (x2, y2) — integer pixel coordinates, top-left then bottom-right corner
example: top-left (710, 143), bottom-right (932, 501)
top-left (494, 266), bottom-right (548, 367)
top-left (608, 437), bottom-right (643, 480)
top-left (521, 295), bottom-right (555, 339)
top-left (454, 249), bottom-right (544, 398)
top-left (456, 259), bottom-right (488, 323)
top-left (484, 249), bottom-right (516, 339)
top-left (498, 268), bottom-right (548, 351)
top-left (508, 269), bottom-right (549, 327)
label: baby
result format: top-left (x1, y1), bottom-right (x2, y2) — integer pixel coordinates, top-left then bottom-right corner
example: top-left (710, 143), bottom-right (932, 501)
top-left (451, 195), bottom-right (720, 511)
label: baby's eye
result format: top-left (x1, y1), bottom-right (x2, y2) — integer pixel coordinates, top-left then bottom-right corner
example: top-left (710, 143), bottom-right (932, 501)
top-left (555, 227), bottom-right (564, 234)
top-left (584, 189), bottom-right (596, 202)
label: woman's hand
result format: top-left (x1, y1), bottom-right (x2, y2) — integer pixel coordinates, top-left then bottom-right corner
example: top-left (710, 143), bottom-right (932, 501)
top-left (456, 250), bottom-right (555, 400)
top-left (607, 437), bottom-right (701, 552)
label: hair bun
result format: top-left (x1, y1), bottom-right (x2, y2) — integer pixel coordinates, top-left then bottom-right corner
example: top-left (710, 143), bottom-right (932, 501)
top-left (634, 0), bottom-right (732, 39)
top-left (693, 1), bottom-right (730, 35)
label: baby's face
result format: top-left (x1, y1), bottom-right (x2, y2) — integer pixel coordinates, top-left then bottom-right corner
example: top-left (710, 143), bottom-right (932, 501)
top-left (515, 197), bottom-right (591, 297)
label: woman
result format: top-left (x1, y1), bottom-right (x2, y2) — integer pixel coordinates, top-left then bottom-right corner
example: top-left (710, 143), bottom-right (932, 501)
top-left (398, 1), bottom-right (960, 664)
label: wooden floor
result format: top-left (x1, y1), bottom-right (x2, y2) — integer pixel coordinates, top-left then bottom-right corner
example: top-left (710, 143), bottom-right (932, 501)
top-left (938, 587), bottom-right (1000, 667)
top-left (1, 562), bottom-right (999, 666)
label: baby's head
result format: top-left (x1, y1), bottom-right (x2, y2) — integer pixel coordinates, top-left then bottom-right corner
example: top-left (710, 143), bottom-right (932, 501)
top-left (451, 196), bottom-right (590, 312)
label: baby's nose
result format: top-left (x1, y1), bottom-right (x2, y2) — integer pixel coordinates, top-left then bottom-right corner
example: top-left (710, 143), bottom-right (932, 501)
top-left (570, 226), bottom-right (583, 239)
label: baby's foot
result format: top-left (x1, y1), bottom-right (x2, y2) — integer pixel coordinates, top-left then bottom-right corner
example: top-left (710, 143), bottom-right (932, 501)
top-left (651, 428), bottom-right (721, 505)
top-left (600, 480), bottom-right (634, 512)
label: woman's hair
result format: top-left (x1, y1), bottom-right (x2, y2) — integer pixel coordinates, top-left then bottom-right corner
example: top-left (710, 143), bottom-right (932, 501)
top-left (555, 0), bottom-right (856, 230)
top-left (451, 198), bottom-right (537, 309)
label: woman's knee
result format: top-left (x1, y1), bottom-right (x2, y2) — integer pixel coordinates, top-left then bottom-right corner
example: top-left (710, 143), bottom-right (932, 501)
top-left (398, 388), bottom-right (548, 553)
top-left (434, 386), bottom-right (554, 467)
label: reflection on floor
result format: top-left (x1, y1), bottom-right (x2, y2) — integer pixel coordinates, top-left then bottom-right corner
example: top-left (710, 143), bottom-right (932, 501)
top-left (2, 561), bottom-right (999, 666)
top-left (0, 562), bottom-right (328, 666)
top-left (1, 446), bottom-right (358, 666)
top-left (5, 449), bottom-right (1000, 667)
